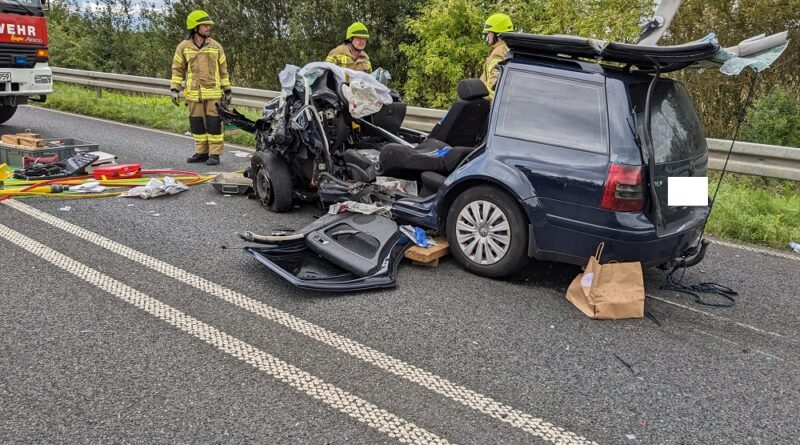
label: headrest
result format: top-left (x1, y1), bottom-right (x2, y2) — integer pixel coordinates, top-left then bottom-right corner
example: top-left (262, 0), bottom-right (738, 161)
top-left (457, 79), bottom-right (489, 100)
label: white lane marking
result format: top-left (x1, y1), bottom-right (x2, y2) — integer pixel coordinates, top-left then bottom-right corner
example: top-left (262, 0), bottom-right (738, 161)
top-left (711, 238), bottom-right (800, 262)
top-left (4, 199), bottom-right (597, 445)
top-left (692, 329), bottom-right (788, 363)
top-left (22, 105), bottom-right (255, 152)
top-left (0, 222), bottom-right (449, 445)
top-left (648, 295), bottom-right (799, 346)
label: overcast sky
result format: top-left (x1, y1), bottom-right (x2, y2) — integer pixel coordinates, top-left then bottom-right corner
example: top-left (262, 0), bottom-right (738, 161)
top-left (75, 0), bottom-right (165, 14)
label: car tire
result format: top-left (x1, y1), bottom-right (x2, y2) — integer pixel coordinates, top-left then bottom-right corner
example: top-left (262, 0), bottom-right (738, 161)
top-left (446, 185), bottom-right (529, 278)
top-left (0, 104), bottom-right (17, 124)
top-left (252, 151), bottom-right (293, 213)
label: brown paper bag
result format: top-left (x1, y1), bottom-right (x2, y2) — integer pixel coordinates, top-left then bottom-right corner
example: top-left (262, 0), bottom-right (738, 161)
top-left (566, 243), bottom-right (644, 319)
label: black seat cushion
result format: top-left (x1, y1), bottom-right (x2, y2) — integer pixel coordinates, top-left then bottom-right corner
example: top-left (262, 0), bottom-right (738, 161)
top-left (378, 143), bottom-right (474, 181)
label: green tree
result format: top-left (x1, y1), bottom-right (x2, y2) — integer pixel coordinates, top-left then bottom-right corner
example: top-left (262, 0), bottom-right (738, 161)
top-left (158, 0), bottom-right (422, 90)
top-left (401, 0), bottom-right (650, 108)
top-left (664, 0), bottom-right (800, 140)
top-left (48, 0), bottom-right (173, 77)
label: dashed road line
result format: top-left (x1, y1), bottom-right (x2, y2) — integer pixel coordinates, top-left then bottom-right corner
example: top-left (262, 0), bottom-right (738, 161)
top-left (4, 198), bottom-right (597, 445)
top-left (0, 222), bottom-right (449, 445)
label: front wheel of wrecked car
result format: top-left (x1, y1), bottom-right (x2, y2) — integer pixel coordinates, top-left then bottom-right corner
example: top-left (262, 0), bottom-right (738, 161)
top-left (446, 185), bottom-right (528, 278)
top-left (252, 151), bottom-right (293, 213)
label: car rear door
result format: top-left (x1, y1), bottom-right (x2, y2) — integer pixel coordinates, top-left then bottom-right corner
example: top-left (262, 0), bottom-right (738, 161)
top-left (629, 80), bottom-right (709, 235)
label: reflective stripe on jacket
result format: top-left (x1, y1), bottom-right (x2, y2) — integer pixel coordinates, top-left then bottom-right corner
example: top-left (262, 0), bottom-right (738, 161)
top-left (479, 40), bottom-right (508, 99)
top-left (325, 44), bottom-right (372, 73)
top-left (171, 37), bottom-right (231, 102)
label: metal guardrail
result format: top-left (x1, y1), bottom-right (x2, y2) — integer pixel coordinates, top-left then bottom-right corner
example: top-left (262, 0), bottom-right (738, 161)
top-left (52, 67), bottom-right (800, 180)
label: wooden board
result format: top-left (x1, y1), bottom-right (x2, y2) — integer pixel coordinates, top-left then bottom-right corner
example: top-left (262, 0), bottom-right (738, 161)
top-left (1, 133), bottom-right (45, 148)
top-left (404, 236), bottom-right (449, 266)
top-left (1, 134), bottom-right (20, 146)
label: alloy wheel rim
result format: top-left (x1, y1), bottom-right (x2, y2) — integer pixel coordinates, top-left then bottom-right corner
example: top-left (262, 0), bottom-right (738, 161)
top-left (455, 200), bottom-right (511, 265)
top-left (256, 169), bottom-right (272, 204)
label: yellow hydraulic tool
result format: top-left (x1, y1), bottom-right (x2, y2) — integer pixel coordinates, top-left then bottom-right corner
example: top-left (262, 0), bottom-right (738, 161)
top-left (0, 163), bottom-right (13, 182)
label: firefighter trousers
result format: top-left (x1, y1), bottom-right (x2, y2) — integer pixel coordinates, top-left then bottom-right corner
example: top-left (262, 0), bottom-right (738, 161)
top-left (188, 99), bottom-right (224, 155)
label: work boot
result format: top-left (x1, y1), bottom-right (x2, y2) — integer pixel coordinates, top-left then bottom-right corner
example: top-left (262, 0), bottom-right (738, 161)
top-left (206, 154), bottom-right (220, 165)
top-left (187, 153), bottom-right (209, 163)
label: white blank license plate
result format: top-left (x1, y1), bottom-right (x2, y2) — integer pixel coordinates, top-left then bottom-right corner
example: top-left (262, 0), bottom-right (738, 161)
top-left (668, 177), bottom-right (708, 206)
top-left (0, 72), bottom-right (10, 82)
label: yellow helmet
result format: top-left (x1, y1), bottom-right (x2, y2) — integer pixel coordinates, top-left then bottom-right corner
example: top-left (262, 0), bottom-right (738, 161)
top-left (346, 22), bottom-right (369, 40)
top-left (483, 13), bottom-right (513, 34)
top-left (186, 10), bottom-right (214, 30)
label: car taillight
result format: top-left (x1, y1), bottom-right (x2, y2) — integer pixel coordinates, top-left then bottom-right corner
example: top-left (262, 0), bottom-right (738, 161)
top-left (601, 163), bottom-right (644, 212)
top-left (35, 48), bottom-right (49, 62)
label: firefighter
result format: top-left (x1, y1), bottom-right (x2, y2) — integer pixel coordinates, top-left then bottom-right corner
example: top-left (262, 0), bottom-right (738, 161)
top-left (480, 13), bottom-right (513, 99)
top-left (170, 10), bottom-right (231, 165)
top-left (325, 22), bottom-right (372, 73)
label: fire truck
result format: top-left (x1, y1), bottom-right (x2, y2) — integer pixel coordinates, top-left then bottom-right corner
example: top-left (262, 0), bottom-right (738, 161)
top-left (0, 0), bottom-right (51, 124)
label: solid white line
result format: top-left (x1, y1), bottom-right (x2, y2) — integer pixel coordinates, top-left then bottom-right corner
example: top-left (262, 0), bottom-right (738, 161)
top-left (710, 238), bottom-right (800, 262)
top-left (692, 329), bottom-right (788, 363)
top-left (649, 295), bottom-right (799, 345)
top-left (0, 222), bottom-right (449, 445)
top-left (4, 198), bottom-right (597, 445)
top-left (22, 105), bottom-right (255, 152)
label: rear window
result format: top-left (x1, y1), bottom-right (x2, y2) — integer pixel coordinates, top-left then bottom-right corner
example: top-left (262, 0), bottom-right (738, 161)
top-left (629, 80), bottom-right (706, 163)
top-left (495, 70), bottom-right (609, 153)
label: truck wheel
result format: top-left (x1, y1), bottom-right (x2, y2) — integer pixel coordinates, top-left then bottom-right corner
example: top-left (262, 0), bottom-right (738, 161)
top-left (446, 185), bottom-right (528, 278)
top-left (251, 151), bottom-right (293, 213)
top-left (0, 104), bottom-right (17, 124)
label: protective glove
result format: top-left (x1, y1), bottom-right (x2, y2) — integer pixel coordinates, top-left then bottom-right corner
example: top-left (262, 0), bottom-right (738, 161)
top-left (222, 89), bottom-right (232, 107)
top-left (170, 89), bottom-right (180, 107)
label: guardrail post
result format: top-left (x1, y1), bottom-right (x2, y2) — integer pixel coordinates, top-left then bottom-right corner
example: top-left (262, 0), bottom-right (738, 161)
top-left (96, 86), bottom-right (102, 99)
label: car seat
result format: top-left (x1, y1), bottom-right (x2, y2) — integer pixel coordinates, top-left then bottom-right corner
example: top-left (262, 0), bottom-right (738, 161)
top-left (427, 79), bottom-right (491, 147)
top-left (377, 140), bottom-right (474, 181)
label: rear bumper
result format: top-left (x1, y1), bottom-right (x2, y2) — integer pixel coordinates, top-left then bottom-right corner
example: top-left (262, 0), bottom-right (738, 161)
top-left (526, 199), bottom-right (708, 267)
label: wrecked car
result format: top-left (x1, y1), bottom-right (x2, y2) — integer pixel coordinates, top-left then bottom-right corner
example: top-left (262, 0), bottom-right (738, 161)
top-left (220, 25), bottom-right (788, 290)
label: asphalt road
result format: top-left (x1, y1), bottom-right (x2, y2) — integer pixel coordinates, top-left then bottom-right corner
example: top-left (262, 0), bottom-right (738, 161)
top-left (1, 105), bottom-right (799, 444)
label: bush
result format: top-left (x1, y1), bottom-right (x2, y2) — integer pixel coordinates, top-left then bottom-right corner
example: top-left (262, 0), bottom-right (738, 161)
top-left (741, 87), bottom-right (800, 148)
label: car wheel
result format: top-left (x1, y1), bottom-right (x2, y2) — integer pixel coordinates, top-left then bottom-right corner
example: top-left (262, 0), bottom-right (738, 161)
top-left (446, 185), bottom-right (528, 278)
top-left (0, 104), bottom-right (17, 124)
top-left (251, 151), bottom-right (293, 213)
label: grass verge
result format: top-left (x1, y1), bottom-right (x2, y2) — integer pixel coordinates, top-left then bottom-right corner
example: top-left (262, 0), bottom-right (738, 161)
top-left (705, 172), bottom-right (799, 249)
top-left (38, 82), bottom-right (259, 147)
top-left (34, 82), bottom-right (800, 251)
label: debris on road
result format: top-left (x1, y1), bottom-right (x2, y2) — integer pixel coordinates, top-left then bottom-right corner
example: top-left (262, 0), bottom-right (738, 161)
top-left (404, 236), bottom-right (450, 267)
top-left (327, 200), bottom-right (390, 216)
top-left (121, 176), bottom-right (188, 199)
top-left (212, 172), bottom-right (252, 195)
top-left (614, 353), bottom-right (642, 377)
